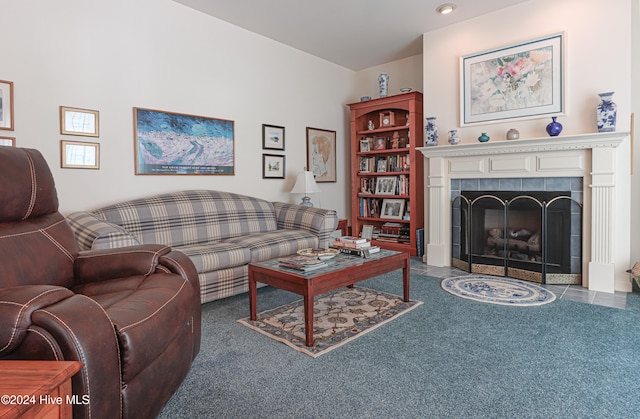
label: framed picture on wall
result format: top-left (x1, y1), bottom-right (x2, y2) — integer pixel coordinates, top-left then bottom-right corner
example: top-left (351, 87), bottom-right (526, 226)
top-left (306, 127), bottom-right (336, 183)
top-left (262, 154), bottom-right (285, 179)
top-left (133, 107), bottom-right (235, 175)
top-left (60, 140), bottom-right (100, 169)
top-left (262, 124), bottom-right (285, 150)
top-left (0, 136), bottom-right (15, 147)
top-left (0, 80), bottom-right (14, 131)
top-left (60, 106), bottom-right (100, 137)
top-left (460, 32), bottom-right (565, 125)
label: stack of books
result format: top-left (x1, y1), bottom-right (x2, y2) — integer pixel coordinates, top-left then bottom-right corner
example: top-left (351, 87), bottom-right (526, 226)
top-left (331, 236), bottom-right (380, 257)
top-left (377, 222), bottom-right (403, 243)
top-left (278, 255), bottom-right (327, 271)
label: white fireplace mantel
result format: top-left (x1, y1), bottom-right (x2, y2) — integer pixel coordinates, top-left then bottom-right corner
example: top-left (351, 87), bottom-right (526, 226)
top-left (418, 132), bottom-right (631, 293)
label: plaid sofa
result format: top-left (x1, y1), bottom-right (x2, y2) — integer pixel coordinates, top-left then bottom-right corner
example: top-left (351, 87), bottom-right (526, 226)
top-left (66, 190), bottom-right (338, 304)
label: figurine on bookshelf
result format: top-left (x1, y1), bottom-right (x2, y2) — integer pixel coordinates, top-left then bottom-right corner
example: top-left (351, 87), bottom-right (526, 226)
top-left (391, 132), bottom-right (400, 149)
top-left (368, 120), bottom-right (375, 130)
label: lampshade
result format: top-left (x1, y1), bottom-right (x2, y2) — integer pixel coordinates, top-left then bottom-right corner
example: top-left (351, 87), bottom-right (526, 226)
top-left (290, 170), bottom-right (322, 206)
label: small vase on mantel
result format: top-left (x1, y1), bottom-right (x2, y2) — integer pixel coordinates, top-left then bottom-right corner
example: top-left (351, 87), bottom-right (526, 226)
top-left (546, 116), bottom-right (563, 137)
top-left (596, 91), bottom-right (617, 132)
top-left (424, 117), bottom-right (438, 146)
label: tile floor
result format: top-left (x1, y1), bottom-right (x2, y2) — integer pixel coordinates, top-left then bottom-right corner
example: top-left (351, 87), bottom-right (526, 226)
top-left (409, 259), bottom-right (628, 309)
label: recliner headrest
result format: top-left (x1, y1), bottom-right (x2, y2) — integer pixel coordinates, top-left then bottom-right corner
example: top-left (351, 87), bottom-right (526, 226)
top-left (0, 147), bottom-right (59, 221)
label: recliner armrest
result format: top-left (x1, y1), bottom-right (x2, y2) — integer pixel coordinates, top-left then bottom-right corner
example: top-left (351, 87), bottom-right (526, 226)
top-left (73, 244), bottom-right (172, 285)
top-left (0, 285), bottom-right (73, 355)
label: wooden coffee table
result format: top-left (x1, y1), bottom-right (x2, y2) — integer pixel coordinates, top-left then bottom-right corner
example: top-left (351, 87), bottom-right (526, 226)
top-left (248, 249), bottom-right (410, 347)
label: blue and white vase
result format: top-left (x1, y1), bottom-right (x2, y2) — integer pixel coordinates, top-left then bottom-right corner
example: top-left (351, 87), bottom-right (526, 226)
top-left (378, 73), bottom-right (389, 98)
top-left (425, 117), bottom-right (438, 146)
top-left (596, 91), bottom-right (617, 132)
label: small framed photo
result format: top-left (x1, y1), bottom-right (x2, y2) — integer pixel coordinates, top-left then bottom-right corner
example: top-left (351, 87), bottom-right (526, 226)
top-left (360, 138), bottom-right (371, 152)
top-left (0, 80), bottom-right (14, 130)
top-left (0, 136), bottom-right (16, 147)
top-left (306, 127), bottom-right (336, 183)
top-left (60, 106), bottom-right (100, 137)
top-left (376, 156), bottom-right (388, 173)
top-left (60, 140), bottom-right (100, 169)
top-left (375, 176), bottom-right (397, 195)
top-left (361, 224), bottom-right (374, 240)
top-left (262, 153), bottom-right (285, 179)
top-left (262, 124), bottom-right (285, 150)
top-left (381, 198), bottom-right (406, 220)
top-left (374, 137), bottom-right (386, 150)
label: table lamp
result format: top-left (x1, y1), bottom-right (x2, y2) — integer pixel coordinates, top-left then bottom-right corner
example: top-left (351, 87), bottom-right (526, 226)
top-left (290, 170), bottom-right (322, 207)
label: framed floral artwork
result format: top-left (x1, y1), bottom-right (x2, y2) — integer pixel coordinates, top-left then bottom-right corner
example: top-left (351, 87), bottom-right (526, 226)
top-left (460, 32), bottom-right (564, 126)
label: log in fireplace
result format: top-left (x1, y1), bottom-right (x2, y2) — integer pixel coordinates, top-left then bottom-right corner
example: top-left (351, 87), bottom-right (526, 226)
top-left (452, 190), bottom-right (582, 284)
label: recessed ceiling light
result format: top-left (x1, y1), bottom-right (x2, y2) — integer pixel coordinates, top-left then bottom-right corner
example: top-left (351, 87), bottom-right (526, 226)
top-left (436, 3), bottom-right (456, 14)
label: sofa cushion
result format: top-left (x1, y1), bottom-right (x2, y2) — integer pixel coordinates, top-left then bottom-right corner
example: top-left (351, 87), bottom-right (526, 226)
top-left (226, 229), bottom-right (318, 261)
top-left (175, 242), bottom-right (250, 272)
top-left (91, 190), bottom-right (279, 247)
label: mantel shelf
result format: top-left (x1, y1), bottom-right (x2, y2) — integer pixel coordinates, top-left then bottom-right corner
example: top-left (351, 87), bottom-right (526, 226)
top-left (417, 131), bottom-right (629, 159)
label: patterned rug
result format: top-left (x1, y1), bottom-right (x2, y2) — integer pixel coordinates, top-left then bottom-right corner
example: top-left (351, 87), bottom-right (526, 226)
top-left (441, 275), bottom-right (556, 306)
top-left (238, 287), bottom-right (422, 358)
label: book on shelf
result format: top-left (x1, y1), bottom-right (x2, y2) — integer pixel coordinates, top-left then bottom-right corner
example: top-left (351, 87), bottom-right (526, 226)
top-left (278, 255), bottom-right (327, 271)
top-left (416, 228), bottom-right (425, 257)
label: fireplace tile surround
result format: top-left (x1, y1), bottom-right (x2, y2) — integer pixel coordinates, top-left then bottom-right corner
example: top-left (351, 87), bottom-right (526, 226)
top-left (418, 132), bottom-right (631, 293)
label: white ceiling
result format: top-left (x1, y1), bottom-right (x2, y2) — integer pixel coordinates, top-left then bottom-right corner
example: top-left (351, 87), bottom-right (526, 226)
top-left (173, 0), bottom-right (530, 71)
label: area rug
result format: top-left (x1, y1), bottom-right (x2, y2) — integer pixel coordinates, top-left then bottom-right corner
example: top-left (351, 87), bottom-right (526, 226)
top-left (238, 286), bottom-right (422, 358)
top-left (441, 275), bottom-right (556, 306)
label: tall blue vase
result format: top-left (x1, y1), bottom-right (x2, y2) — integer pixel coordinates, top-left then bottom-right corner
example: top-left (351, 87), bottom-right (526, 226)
top-left (596, 92), bottom-right (617, 132)
top-left (546, 116), bottom-right (563, 137)
top-left (425, 117), bottom-right (438, 146)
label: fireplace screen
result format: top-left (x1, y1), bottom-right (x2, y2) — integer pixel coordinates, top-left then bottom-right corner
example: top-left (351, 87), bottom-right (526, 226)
top-left (452, 191), bottom-right (582, 284)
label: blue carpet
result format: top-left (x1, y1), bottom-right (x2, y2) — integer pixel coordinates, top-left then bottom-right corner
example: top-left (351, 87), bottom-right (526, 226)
top-left (159, 260), bottom-right (640, 418)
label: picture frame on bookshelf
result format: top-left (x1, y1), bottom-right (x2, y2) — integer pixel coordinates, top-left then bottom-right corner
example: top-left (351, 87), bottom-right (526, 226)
top-left (359, 156), bottom-right (372, 173)
top-left (374, 137), bottom-right (386, 150)
top-left (375, 176), bottom-right (397, 195)
top-left (360, 137), bottom-right (373, 152)
top-left (376, 157), bottom-right (388, 173)
top-left (381, 198), bottom-right (405, 220)
top-left (361, 224), bottom-right (374, 240)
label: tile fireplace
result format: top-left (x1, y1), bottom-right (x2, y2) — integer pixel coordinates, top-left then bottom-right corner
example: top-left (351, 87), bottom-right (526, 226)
top-left (418, 132), bottom-right (631, 293)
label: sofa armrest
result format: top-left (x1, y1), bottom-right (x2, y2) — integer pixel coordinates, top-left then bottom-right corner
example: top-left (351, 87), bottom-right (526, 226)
top-left (73, 244), bottom-right (172, 285)
top-left (0, 285), bottom-right (74, 355)
top-left (66, 211), bottom-right (140, 250)
top-left (273, 202), bottom-right (338, 248)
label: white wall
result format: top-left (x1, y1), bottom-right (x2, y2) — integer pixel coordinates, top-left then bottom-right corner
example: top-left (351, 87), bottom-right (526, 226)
top-left (422, 0), bottom-right (636, 270)
top-left (423, 0), bottom-right (631, 141)
top-left (353, 55), bottom-right (424, 100)
top-left (0, 0), bottom-right (355, 217)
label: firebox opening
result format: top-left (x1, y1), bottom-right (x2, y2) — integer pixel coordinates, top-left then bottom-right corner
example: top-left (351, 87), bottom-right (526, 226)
top-left (452, 190), bottom-right (582, 284)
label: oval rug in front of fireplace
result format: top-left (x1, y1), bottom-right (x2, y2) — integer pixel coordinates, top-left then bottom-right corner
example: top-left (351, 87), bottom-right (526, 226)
top-left (441, 275), bottom-right (556, 306)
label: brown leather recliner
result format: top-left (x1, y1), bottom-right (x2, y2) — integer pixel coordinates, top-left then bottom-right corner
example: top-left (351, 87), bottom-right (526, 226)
top-left (0, 147), bottom-right (201, 418)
